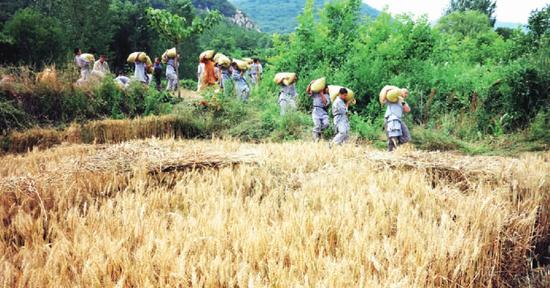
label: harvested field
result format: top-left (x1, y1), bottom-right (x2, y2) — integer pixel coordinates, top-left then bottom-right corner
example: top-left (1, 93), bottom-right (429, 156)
top-left (0, 139), bottom-right (548, 287)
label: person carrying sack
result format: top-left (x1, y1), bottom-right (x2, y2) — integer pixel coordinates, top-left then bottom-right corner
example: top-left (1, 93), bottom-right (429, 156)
top-left (278, 80), bottom-right (297, 116)
top-left (166, 55), bottom-right (179, 91)
top-left (231, 62), bottom-right (250, 102)
top-left (307, 81), bottom-right (330, 141)
top-left (332, 88), bottom-right (351, 145)
top-left (74, 48), bottom-right (91, 81)
top-left (382, 88), bottom-right (411, 151)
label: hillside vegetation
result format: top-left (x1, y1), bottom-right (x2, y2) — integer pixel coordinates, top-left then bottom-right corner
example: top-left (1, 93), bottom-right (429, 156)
top-left (229, 0), bottom-right (380, 33)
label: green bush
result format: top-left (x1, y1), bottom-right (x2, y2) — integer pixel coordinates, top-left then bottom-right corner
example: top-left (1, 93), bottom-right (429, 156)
top-left (529, 110), bottom-right (550, 142)
top-left (0, 100), bottom-right (31, 134)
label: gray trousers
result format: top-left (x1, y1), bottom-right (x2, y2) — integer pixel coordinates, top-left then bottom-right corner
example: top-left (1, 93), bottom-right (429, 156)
top-left (332, 118), bottom-right (350, 145)
top-left (280, 98), bottom-right (297, 116)
top-left (312, 108), bottom-right (329, 140)
top-left (386, 120), bottom-right (410, 151)
top-left (166, 72), bottom-right (178, 91)
top-left (237, 85), bottom-right (249, 102)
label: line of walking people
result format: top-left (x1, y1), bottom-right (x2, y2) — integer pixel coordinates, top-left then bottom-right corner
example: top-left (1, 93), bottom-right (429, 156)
top-left (276, 74), bottom-right (411, 151)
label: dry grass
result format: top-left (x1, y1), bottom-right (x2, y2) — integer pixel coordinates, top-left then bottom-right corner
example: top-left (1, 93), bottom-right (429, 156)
top-left (0, 139), bottom-right (548, 287)
top-left (1, 115), bottom-right (189, 154)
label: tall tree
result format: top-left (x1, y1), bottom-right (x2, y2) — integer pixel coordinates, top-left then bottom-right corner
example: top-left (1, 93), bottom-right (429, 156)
top-left (446, 0), bottom-right (496, 27)
top-left (1, 8), bottom-right (66, 66)
top-left (528, 4), bottom-right (550, 39)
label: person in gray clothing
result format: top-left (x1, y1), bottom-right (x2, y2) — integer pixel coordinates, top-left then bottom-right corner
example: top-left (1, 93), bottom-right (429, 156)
top-left (231, 62), bottom-right (250, 102)
top-left (384, 89), bottom-right (411, 151)
top-left (279, 82), bottom-right (297, 116)
top-left (332, 88), bottom-right (350, 145)
top-left (219, 64), bottom-right (233, 98)
top-left (307, 81), bottom-right (330, 141)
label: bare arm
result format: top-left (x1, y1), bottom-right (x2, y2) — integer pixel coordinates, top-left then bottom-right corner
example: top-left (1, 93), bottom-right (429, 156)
top-left (320, 91), bottom-right (327, 106)
top-left (403, 102), bottom-right (411, 113)
top-left (306, 80), bottom-right (314, 95)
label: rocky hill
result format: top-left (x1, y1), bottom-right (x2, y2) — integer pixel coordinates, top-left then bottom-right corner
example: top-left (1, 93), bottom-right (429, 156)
top-left (191, 0), bottom-right (259, 31)
top-left (229, 0), bottom-right (380, 33)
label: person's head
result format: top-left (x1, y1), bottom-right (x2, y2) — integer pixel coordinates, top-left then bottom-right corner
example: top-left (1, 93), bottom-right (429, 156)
top-left (231, 62), bottom-right (238, 70)
top-left (401, 88), bottom-right (409, 98)
top-left (74, 48), bottom-right (81, 55)
top-left (99, 55), bottom-right (106, 63)
top-left (154, 57), bottom-right (160, 64)
top-left (253, 58), bottom-right (260, 64)
top-left (339, 88), bottom-right (348, 99)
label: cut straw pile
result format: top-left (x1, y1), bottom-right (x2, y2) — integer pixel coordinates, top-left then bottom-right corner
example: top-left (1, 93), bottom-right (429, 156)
top-left (71, 140), bottom-right (260, 174)
top-left (365, 150), bottom-right (519, 189)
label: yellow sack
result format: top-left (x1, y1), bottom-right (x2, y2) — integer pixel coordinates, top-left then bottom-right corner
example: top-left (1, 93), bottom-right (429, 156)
top-left (200, 50), bottom-right (215, 60)
top-left (216, 55), bottom-right (231, 67)
top-left (310, 77), bottom-right (326, 93)
top-left (165, 47), bottom-right (177, 58)
top-left (379, 85), bottom-right (401, 103)
top-left (233, 59), bottom-right (250, 71)
top-left (213, 53), bottom-right (224, 63)
top-left (243, 57), bottom-right (254, 64)
top-left (144, 55), bottom-right (153, 67)
top-left (81, 53), bottom-right (95, 63)
top-left (161, 52), bottom-right (168, 64)
top-left (274, 72), bottom-right (296, 85)
top-left (127, 52), bottom-right (148, 63)
top-left (329, 85), bottom-right (355, 105)
top-left (146, 65), bottom-right (153, 74)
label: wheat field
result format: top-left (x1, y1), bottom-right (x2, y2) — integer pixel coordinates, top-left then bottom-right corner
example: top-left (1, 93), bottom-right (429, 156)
top-left (0, 139), bottom-right (548, 287)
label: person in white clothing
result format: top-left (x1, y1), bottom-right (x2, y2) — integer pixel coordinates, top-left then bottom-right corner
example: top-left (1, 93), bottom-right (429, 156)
top-left (134, 60), bottom-right (148, 84)
top-left (197, 61), bottom-right (205, 91)
top-left (93, 55), bottom-right (110, 74)
top-left (74, 48), bottom-right (91, 81)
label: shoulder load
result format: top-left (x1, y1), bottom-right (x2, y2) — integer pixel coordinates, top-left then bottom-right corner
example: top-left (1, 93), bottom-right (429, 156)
top-left (199, 50), bottom-right (216, 61)
top-left (243, 57), bottom-right (254, 65)
top-left (310, 77), bottom-right (326, 93)
top-left (214, 53), bottom-right (231, 67)
top-left (165, 48), bottom-right (177, 58)
top-left (379, 85), bottom-right (403, 103)
top-left (127, 52), bottom-right (149, 64)
top-left (233, 59), bottom-right (250, 71)
top-left (328, 85), bottom-right (355, 105)
top-left (274, 72), bottom-right (297, 85)
top-left (80, 53), bottom-right (95, 63)
top-left (162, 48), bottom-right (177, 64)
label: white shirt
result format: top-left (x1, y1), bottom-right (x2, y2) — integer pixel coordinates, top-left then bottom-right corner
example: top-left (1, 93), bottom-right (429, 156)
top-left (134, 62), bottom-right (147, 83)
top-left (93, 60), bottom-right (110, 74)
top-left (74, 55), bottom-right (89, 69)
top-left (197, 63), bottom-right (205, 79)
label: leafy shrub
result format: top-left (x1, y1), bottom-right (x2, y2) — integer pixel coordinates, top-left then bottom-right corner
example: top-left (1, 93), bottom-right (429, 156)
top-left (0, 100), bottom-right (31, 134)
top-left (529, 110), bottom-right (550, 142)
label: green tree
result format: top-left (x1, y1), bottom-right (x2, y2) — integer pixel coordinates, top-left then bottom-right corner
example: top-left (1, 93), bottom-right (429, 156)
top-left (35, 0), bottom-right (114, 55)
top-left (437, 10), bottom-right (491, 37)
top-left (1, 8), bottom-right (66, 66)
top-left (528, 4), bottom-right (550, 40)
top-left (446, 0), bottom-right (496, 27)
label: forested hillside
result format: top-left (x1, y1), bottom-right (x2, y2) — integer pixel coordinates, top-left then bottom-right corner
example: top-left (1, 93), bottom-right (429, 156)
top-left (0, 0), bottom-right (268, 78)
top-left (229, 0), bottom-right (380, 33)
